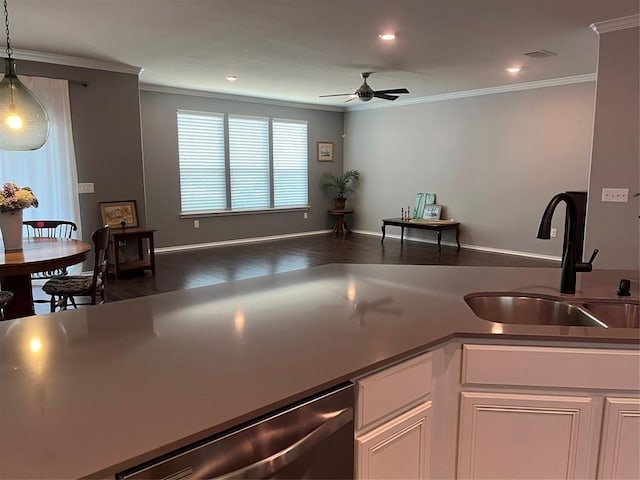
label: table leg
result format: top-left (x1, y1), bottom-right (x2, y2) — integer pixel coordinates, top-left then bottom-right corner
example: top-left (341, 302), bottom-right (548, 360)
top-left (148, 233), bottom-right (156, 275)
top-left (381, 223), bottom-right (386, 244)
top-left (343, 218), bottom-right (352, 234)
top-left (401, 226), bottom-right (405, 243)
top-left (1, 274), bottom-right (35, 320)
top-left (437, 230), bottom-right (442, 252)
top-left (455, 226), bottom-right (461, 250)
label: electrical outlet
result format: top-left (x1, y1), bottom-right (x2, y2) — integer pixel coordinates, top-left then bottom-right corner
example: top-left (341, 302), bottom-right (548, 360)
top-left (550, 228), bottom-right (557, 238)
top-left (193, 220), bottom-right (199, 228)
top-left (78, 182), bottom-right (94, 194)
top-left (303, 212), bottom-right (308, 219)
top-left (601, 188), bottom-right (629, 203)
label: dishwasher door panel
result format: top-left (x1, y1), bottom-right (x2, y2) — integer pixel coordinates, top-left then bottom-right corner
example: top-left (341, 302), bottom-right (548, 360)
top-left (119, 383), bottom-right (354, 480)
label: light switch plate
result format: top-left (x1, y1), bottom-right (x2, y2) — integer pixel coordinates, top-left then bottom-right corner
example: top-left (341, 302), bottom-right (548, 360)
top-left (601, 188), bottom-right (628, 202)
top-left (78, 182), bottom-right (94, 194)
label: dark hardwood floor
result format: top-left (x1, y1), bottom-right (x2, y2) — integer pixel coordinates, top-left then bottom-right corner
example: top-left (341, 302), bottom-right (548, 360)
top-left (104, 233), bottom-right (558, 302)
top-left (31, 233), bottom-right (559, 311)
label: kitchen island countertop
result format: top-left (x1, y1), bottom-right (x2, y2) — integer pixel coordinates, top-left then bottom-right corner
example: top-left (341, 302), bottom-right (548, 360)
top-left (0, 264), bottom-right (638, 479)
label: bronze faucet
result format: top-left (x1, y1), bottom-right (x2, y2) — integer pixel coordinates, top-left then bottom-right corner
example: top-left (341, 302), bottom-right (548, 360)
top-left (537, 193), bottom-right (598, 294)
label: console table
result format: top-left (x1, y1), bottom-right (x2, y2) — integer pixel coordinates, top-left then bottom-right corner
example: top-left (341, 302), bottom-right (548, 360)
top-left (109, 227), bottom-right (156, 278)
top-left (381, 218), bottom-right (461, 251)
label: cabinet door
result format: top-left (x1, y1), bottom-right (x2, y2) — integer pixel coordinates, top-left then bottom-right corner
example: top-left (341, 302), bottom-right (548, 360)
top-left (457, 392), bottom-right (593, 479)
top-left (356, 401), bottom-right (431, 480)
top-left (597, 397), bottom-right (640, 480)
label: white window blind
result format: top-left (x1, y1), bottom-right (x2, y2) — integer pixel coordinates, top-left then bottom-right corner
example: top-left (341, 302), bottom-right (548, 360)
top-left (177, 111), bottom-right (226, 213)
top-left (228, 115), bottom-right (270, 210)
top-left (273, 119), bottom-right (308, 207)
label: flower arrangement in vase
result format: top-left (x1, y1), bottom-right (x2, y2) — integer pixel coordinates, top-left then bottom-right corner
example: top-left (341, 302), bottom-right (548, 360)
top-left (0, 182), bottom-right (38, 251)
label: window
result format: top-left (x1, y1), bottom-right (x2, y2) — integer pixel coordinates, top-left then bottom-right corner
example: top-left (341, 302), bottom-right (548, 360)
top-left (0, 76), bottom-right (82, 236)
top-left (177, 111), bottom-right (226, 213)
top-left (177, 111), bottom-right (308, 214)
top-left (228, 115), bottom-right (270, 210)
top-left (273, 119), bottom-right (308, 207)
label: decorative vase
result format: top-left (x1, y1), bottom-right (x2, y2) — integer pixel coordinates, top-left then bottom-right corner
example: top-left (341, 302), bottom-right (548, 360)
top-left (334, 197), bottom-right (346, 210)
top-left (0, 209), bottom-right (24, 251)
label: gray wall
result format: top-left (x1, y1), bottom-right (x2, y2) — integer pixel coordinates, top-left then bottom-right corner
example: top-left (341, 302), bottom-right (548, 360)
top-left (585, 26), bottom-right (639, 270)
top-left (344, 82), bottom-right (596, 258)
top-left (17, 60), bottom-right (145, 246)
top-left (140, 90), bottom-right (344, 248)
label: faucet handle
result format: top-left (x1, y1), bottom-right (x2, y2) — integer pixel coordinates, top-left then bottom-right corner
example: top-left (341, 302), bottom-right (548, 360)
top-left (577, 248), bottom-right (599, 272)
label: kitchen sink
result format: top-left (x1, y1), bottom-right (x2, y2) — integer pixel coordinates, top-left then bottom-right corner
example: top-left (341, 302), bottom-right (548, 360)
top-left (464, 293), bottom-right (607, 327)
top-left (582, 301), bottom-right (639, 328)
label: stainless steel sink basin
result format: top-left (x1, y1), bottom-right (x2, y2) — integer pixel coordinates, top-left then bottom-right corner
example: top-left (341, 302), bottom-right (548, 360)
top-left (582, 301), bottom-right (639, 328)
top-left (464, 293), bottom-right (607, 327)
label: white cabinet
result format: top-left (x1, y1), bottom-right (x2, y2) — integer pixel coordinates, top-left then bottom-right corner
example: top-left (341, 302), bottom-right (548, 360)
top-left (455, 344), bottom-right (640, 480)
top-left (597, 397), bottom-right (640, 480)
top-left (355, 353), bottom-right (432, 479)
top-left (457, 392), bottom-right (593, 479)
top-left (357, 402), bottom-right (432, 480)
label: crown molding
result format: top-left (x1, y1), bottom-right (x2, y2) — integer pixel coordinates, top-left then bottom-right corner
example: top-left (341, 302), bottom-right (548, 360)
top-left (590, 14), bottom-right (640, 34)
top-left (11, 49), bottom-right (142, 75)
top-left (140, 84), bottom-right (345, 112)
top-left (346, 73), bottom-right (597, 111)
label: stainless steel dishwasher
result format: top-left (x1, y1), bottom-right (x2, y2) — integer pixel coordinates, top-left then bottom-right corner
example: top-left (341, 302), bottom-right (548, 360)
top-left (118, 383), bottom-right (354, 479)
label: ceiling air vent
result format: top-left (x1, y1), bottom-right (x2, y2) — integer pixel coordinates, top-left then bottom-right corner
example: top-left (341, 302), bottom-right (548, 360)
top-left (523, 49), bottom-right (558, 58)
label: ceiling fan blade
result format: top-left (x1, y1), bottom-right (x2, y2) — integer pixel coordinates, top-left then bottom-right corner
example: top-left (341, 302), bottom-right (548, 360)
top-left (375, 88), bottom-right (409, 95)
top-left (319, 93), bottom-right (354, 97)
top-left (373, 92), bottom-right (399, 101)
top-left (344, 96), bottom-right (358, 103)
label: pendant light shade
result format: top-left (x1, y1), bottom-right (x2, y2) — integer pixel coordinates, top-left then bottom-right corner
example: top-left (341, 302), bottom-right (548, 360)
top-left (0, 58), bottom-right (49, 150)
top-left (0, 0), bottom-right (49, 151)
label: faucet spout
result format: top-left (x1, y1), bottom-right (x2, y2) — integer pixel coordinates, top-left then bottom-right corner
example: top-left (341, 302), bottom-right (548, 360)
top-left (537, 193), bottom-right (578, 294)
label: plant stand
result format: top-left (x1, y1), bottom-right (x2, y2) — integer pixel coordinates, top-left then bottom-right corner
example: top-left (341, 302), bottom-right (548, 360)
top-left (328, 209), bottom-right (353, 235)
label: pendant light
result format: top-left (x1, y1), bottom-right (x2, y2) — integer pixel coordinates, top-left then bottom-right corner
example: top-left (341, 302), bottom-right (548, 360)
top-left (0, 0), bottom-right (49, 151)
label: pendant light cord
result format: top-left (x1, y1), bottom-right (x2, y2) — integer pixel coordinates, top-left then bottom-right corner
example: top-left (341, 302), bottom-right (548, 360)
top-left (3, 0), bottom-right (12, 60)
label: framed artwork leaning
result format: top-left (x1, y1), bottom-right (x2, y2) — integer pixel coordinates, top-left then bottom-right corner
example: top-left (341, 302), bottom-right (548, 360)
top-left (422, 204), bottom-right (442, 220)
top-left (99, 200), bottom-right (139, 228)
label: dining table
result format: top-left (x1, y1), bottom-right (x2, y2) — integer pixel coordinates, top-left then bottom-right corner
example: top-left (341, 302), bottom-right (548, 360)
top-left (0, 237), bottom-right (92, 320)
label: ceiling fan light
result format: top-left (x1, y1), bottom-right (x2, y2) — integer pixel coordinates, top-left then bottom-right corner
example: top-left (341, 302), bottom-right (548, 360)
top-left (0, 58), bottom-right (49, 151)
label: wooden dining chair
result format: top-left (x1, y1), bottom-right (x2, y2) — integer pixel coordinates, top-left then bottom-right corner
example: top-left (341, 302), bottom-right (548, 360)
top-left (23, 220), bottom-right (79, 306)
top-left (23, 220), bottom-right (77, 240)
top-left (0, 290), bottom-right (13, 320)
top-left (23, 220), bottom-right (78, 278)
top-left (42, 226), bottom-right (110, 312)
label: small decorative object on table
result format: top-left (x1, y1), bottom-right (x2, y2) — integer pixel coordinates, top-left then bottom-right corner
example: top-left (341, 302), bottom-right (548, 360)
top-left (422, 204), bottom-right (442, 220)
top-left (0, 182), bottom-right (38, 251)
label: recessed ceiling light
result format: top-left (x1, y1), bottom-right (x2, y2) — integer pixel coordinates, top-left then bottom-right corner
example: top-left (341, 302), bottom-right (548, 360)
top-left (378, 33), bottom-right (396, 41)
top-left (506, 66), bottom-right (522, 73)
top-left (225, 75), bottom-right (238, 82)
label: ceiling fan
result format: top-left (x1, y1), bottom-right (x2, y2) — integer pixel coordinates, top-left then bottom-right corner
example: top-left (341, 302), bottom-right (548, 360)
top-left (320, 72), bottom-right (410, 102)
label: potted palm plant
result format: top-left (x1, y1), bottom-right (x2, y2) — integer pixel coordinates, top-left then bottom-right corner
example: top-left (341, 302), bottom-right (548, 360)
top-left (321, 169), bottom-right (360, 209)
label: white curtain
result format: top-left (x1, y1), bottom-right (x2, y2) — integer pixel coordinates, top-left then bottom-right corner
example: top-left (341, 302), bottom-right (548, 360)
top-left (0, 75), bottom-right (82, 239)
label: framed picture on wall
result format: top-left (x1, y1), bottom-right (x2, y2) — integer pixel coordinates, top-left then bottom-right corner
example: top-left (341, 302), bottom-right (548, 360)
top-left (99, 200), bottom-right (139, 228)
top-left (422, 204), bottom-right (442, 220)
top-left (317, 142), bottom-right (334, 162)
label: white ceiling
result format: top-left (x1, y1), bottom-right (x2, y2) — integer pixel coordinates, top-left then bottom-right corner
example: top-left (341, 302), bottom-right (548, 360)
top-left (8, 0), bottom-right (639, 108)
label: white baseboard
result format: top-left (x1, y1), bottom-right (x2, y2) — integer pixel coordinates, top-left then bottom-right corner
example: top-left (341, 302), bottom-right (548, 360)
top-left (156, 229), bottom-right (332, 254)
top-left (353, 229), bottom-right (562, 262)
top-left (154, 228), bottom-right (560, 262)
